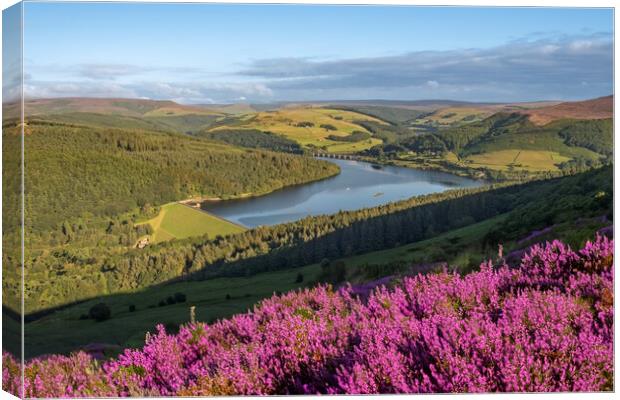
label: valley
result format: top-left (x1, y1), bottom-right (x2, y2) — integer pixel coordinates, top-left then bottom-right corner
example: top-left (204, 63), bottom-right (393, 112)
top-left (2, 94), bottom-right (613, 360)
top-left (2, 4), bottom-right (614, 396)
top-left (201, 158), bottom-right (483, 227)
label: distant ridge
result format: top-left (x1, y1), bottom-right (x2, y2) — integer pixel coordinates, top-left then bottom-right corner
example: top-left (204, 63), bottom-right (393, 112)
top-left (4, 97), bottom-right (223, 119)
top-left (5, 96), bottom-right (612, 121)
top-left (519, 95), bottom-right (613, 125)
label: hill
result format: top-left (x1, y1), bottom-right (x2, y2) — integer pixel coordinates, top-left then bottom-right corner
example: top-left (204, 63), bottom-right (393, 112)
top-left (326, 104), bottom-right (426, 125)
top-left (519, 95), bottom-right (613, 125)
top-left (2, 95), bottom-right (612, 316)
top-left (16, 120), bottom-right (337, 232)
top-left (206, 106), bottom-right (386, 153)
top-left (4, 234), bottom-right (613, 396)
top-left (13, 165), bottom-right (612, 359)
top-left (288, 98), bottom-right (503, 111)
top-left (412, 106), bottom-right (494, 127)
top-left (4, 98), bottom-right (228, 134)
top-left (15, 97), bottom-right (223, 117)
top-left (1, 119), bottom-right (339, 313)
top-left (368, 109), bottom-right (612, 179)
top-left (195, 103), bottom-right (258, 114)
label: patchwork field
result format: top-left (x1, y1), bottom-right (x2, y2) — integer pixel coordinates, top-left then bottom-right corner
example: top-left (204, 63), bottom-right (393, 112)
top-left (461, 129), bottom-right (604, 163)
top-left (141, 202), bottom-right (245, 243)
top-left (464, 150), bottom-right (571, 172)
top-left (208, 107), bottom-right (387, 153)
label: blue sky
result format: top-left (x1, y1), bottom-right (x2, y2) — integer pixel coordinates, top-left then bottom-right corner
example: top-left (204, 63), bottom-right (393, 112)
top-left (11, 2), bottom-right (615, 103)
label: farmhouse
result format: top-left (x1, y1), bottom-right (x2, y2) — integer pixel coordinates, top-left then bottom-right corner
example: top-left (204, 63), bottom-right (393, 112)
top-left (136, 237), bottom-right (149, 249)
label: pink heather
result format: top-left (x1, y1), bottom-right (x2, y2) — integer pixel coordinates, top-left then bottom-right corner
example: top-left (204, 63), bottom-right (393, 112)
top-left (2, 235), bottom-right (614, 396)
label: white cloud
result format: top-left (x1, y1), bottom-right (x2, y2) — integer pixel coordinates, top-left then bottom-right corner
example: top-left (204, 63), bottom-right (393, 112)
top-left (23, 81), bottom-right (138, 100)
top-left (237, 33), bottom-right (612, 101)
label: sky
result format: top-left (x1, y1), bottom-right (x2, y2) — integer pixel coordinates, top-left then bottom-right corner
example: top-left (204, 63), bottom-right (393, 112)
top-left (3, 2), bottom-right (615, 103)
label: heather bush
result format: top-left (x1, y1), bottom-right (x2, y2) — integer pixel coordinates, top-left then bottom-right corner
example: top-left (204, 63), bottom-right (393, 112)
top-left (3, 236), bottom-right (613, 396)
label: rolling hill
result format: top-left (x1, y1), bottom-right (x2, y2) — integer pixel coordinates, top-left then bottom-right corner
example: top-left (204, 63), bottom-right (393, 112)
top-left (16, 97), bottom-right (223, 117)
top-left (206, 106), bottom-right (386, 153)
top-left (2, 117), bottom-right (340, 313)
top-left (1, 95), bottom-right (612, 363)
top-left (366, 96), bottom-right (613, 179)
top-left (4, 98), bottom-right (227, 134)
top-left (413, 106), bottom-right (494, 127)
top-left (518, 95), bottom-right (613, 125)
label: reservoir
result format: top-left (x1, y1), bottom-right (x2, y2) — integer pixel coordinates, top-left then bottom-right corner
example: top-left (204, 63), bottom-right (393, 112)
top-left (201, 158), bottom-right (484, 227)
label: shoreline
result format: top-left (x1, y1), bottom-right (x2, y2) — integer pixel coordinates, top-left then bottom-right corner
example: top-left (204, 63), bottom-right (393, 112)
top-left (180, 161), bottom-right (341, 204)
top-left (356, 155), bottom-right (491, 182)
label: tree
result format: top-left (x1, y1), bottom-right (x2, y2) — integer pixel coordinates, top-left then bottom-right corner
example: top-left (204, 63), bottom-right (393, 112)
top-left (88, 303), bottom-right (111, 322)
top-left (295, 273), bottom-right (304, 283)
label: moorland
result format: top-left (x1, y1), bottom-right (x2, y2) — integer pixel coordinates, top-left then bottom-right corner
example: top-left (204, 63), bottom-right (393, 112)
top-left (1, 95), bottom-right (613, 361)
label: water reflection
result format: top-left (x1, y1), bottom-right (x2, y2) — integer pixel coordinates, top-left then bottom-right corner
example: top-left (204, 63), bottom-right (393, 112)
top-left (202, 158), bottom-right (484, 227)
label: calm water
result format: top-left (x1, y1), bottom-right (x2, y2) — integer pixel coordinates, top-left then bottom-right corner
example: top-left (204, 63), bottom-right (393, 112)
top-left (201, 159), bottom-right (484, 227)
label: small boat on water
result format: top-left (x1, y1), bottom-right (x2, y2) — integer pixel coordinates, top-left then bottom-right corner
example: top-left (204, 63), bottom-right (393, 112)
top-left (373, 192), bottom-right (384, 197)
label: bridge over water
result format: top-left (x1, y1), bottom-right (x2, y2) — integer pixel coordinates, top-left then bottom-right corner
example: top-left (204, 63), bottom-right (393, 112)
top-left (312, 153), bottom-right (361, 160)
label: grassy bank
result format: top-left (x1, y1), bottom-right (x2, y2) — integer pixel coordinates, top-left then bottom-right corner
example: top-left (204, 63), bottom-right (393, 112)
top-left (139, 202), bottom-right (246, 243)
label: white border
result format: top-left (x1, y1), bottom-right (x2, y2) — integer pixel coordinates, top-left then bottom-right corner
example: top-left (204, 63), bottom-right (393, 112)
top-left (0, 1), bottom-right (617, 399)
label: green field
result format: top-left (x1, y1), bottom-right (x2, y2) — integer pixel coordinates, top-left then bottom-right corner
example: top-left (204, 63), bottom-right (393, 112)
top-left (22, 263), bottom-right (322, 358)
top-left (141, 202), bottom-right (246, 243)
top-left (461, 130), bottom-right (603, 160)
top-left (465, 150), bottom-right (571, 172)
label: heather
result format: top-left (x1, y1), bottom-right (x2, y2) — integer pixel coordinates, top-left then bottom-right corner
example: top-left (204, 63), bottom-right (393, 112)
top-left (3, 236), bottom-right (613, 396)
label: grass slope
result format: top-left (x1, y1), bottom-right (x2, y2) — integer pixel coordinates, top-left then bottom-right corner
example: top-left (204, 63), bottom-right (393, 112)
top-left (521, 95), bottom-right (613, 125)
top-left (327, 105), bottom-right (426, 124)
top-left (7, 98), bottom-right (227, 134)
top-left (414, 106), bottom-right (493, 127)
top-left (142, 203), bottom-right (245, 243)
top-left (465, 150), bottom-right (571, 172)
top-left (23, 264), bottom-right (321, 358)
top-left (381, 112), bottom-right (612, 179)
top-left (208, 107), bottom-right (385, 153)
top-left (16, 98), bottom-right (223, 118)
